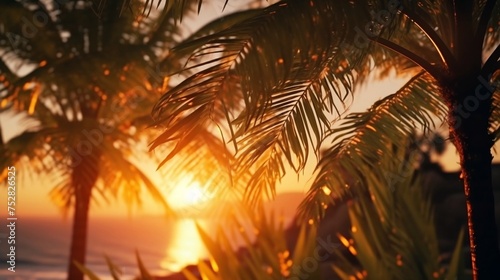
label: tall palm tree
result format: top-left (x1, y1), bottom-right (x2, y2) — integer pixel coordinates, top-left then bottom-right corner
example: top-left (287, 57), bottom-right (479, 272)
top-left (147, 0), bottom-right (500, 278)
top-left (0, 1), bottom-right (190, 279)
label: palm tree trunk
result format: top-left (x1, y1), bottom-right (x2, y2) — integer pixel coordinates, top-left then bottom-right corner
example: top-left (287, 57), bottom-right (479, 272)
top-left (445, 2), bottom-right (500, 277)
top-left (444, 77), bottom-right (500, 279)
top-left (66, 151), bottom-right (100, 280)
top-left (0, 124), bottom-right (4, 145)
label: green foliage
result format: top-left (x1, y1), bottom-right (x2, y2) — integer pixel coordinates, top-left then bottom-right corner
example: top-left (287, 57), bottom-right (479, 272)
top-left (301, 71), bottom-right (447, 220)
top-left (148, 0), bottom-right (500, 223)
top-left (182, 134), bottom-right (466, 280)
top-left (0, 0), bottom-right (185, 212)
top-left (184, 208), bottom-right (319, 280)
top-left (104, 255), bottom-right (123, 280)
top-left (92, 0), bottom-right (216, 21)
top-left (74, 261), bottom-right (102, 280)
top-left (82, 155), bottom-right (467, 279)
top-left (331, 154), bottom-right (466, 280)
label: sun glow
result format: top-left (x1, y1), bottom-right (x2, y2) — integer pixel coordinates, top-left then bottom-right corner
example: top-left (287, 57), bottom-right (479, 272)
top-left (166, 177), bottom-right (212, 210)
top-left (160, 219), bottom-right (209, 272)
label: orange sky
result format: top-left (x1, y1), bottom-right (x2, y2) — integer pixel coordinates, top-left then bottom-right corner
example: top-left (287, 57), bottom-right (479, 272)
top-left (2, 72), bottom-right (499, 218)
top-left (0, 3), bottom-right (498, 218)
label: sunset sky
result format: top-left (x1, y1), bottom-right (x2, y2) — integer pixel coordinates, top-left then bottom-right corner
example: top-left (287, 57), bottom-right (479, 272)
top-left (0, 1), bottom-right (498, 220)
top-left (1, 2), bottom-right (498, 280)
top-left (2, 72), bottom-right (498, 219)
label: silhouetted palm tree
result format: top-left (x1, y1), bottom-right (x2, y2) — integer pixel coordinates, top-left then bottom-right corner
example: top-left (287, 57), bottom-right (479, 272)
top-left (0, 1), bottom-right (187, 279)
top-left (147, 0), bottom-right (500, 278)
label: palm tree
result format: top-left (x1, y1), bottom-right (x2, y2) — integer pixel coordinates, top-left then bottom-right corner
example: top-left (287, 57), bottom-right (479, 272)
top-left (0, 1), bottom-right (190, 279)
top-left (147, 0), bottom-right (500, 279)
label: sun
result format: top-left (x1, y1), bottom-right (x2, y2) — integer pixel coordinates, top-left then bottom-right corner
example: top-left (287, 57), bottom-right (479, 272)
top-left (166, 177), bottom-right (212, 209)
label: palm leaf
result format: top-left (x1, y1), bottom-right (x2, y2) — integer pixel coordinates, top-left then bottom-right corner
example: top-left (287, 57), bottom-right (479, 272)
top-left (151, 0), bottom-right (469, 208)
top-left (331, 139), bottom-right (463, 279)
top-left (135, 250), bottom-right (154, 280)
top-left (152, 127), bottom-right (250, 219)
top-left (104, 254), bottom-right (123, 280)
top-left (74, 262), bottom-right (101, 280)
top-left (301, 71), bottom-right (447, 220)
top-left (151, 0), bottom-right (371, 203)
top-left (91, 0), bottom-right (207, 21)
top-left (446, 228), bottom-right (466, 280)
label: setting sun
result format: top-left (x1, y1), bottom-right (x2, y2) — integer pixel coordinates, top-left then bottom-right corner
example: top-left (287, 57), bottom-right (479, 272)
top-left (2, 1), bottom-right (499, 279)
top-left (166, 177), bottom-right (212, 210)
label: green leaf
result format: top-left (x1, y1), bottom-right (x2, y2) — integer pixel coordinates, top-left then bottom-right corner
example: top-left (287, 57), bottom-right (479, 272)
top-left (301, 71), bottom-right (446, 220)
top-left (104, 254), bottom-right (123, 280)
top-left (446, 228), bottom-right (466, 280)
top-left (182, 267), bottom-right (202, 280)
top-left (136, 250), bottom-right (153, 280)
top-left (74, 261), bottom-right (102, 280)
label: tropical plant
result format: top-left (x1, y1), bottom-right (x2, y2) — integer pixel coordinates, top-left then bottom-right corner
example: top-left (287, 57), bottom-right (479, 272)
top-left (81, 138), bottom-right (466, 280)
top-left (182, 150), bottom-right (467, 280)
top-left (79, 206), bottom-right (319, 280)
top-left (331, 135), bottom-right (466, 280)
top-left (145, 0), bottom-right (500, 279)
top-left (184, 210), bottom-right (319, 280)
top-left (0, 1), bottom-right (191, 279)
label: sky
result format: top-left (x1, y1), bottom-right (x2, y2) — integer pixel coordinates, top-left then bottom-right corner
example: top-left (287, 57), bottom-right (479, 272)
top-left (1, 2), bottom-right (499, 219)
top-left (3, 72), bottom-right (499, 218)
top-left (0, 73), bottom-right (397, 217)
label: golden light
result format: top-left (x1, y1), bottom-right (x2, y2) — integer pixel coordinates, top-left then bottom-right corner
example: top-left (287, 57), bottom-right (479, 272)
top-left (166, 177), bottom-right (212, 210)
top-left (28, 85), bottom-right (41, 115)
top-left (160, 219), bottom-right (209, 272)
top-left (322, 186), bottom-right (332, 195)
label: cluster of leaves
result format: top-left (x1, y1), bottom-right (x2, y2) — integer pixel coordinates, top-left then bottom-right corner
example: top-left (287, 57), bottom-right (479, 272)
top-left (80, 140), bottom-right (466, 279)
top-left (79, 205), bottom-right (319, 280)
top-left (148, 0), bottom-right (500, 221)
top-left (181, 209), bottom-right (318, 280)
top-left (331, 141), bottom-right (466, 280)
top-left (79, 130), bottom-right (461, 279)
top-left (0, 0), bottom-right (190, 212)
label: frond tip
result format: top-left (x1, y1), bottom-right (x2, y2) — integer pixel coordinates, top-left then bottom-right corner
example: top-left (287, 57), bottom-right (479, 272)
top-left (152, 0), bottom-right (361, 205)
top-left (301, 71), bottom-right (447, 220)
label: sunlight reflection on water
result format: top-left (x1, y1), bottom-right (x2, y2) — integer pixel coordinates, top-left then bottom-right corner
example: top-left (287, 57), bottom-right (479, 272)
top-left (160, 219), bottom-right (209, 273)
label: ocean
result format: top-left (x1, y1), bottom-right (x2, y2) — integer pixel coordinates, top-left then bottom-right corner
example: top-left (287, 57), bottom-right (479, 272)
top-left (0, 192), bottom-right (301, 280)
top-left (0, 216), bottom-right (217, 280)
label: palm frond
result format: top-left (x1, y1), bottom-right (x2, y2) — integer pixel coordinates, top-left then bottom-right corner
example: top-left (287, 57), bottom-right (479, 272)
top-left (151, 0), bottom-right (371, 203)
top-left (153, 127), bottom-right (248, 219)
top-left (152, 0), bottom-right (481, 208)
top-left (300, 71), bottom-right (447, 220)
top-left (234, 53), bottom-right (351, 203)
top-left (0, 0), bottom-right (63, 62)
top-left (0, 126), bottom-right (63, 178)
top-left (91, 0), bottom-right (206, 22)
top-left (191, 206), bottom-right (318, 280)
top-left (475, 0), bottom-right (499, 52)
top-left (332, 146), bottom-right (464, 279)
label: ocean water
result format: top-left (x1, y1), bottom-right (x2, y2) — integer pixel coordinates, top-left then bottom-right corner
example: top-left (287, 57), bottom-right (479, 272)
top-left (0, 216), bottom-right (215, 280)
top-left (0, 193), bottom-right (300, 280)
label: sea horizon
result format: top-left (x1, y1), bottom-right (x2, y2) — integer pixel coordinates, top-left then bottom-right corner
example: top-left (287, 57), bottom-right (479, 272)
top-left (0, 215), bottom-right (215, 280)
top-left (0, 197), bottom-right (300, 280)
